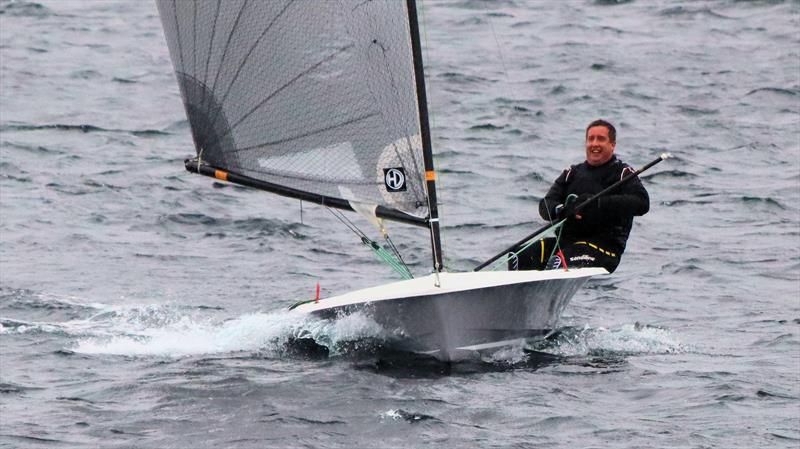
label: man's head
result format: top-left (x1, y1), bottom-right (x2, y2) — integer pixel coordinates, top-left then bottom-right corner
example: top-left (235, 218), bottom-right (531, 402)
top-left (584, 119), bottom-right (616, 166)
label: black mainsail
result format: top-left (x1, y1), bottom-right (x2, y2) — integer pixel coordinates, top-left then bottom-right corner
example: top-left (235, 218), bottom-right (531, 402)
top-left (157, 0), bottom-right (443, 271)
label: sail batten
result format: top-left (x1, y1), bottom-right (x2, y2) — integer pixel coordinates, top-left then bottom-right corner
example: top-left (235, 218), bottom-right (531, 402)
top-left (230, 112), bottom-right (379, 154)
top-left (200, 1), bottom-right (220, 99)
top-left (215, 2), bottom-right (292, 109)
top-left (218, 43), bottom-right (357, 145)
top-left (206, 0), bottom-right (249, 104)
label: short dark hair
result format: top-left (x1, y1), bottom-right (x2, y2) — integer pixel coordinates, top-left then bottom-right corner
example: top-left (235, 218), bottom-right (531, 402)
top-left (586, 119), bottom-right (616, 143)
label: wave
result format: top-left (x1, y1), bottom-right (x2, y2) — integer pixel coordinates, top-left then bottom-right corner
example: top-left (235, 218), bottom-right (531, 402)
top-left (738, 196), bottom-right (786, 210)
top-left (508, 193), bottom-right (542, 202)
top-left (0, 381), bottom-right (44, 394)
top-left (593, 0), bottom-right (633, 5)
top-left (2, 123), bottom-right (106, 133)
top-left (676, 105), bottom-right (719, 116)
top-left (0, 140), bottom-right (64, 154)
top-left (380, 409), bottom-right (439, 423)
top-left (111, 77), bottom-right (138, 84)
top-left (434, 149), bottom-right (465, 158)
top-left (347, 322), bottom-right (690, 375)
top-left (658, 5), bottom-right (732, 19)
top-left (661, 199), bottom-right (713, 207)
top-left (0, 123), bottom-right (169, 136)
top-left (0, 318), bottom-right (72, 336)
top-left (621, 89), bottom-right (662, 102)
top-left (468, 123), bottom-right (506, 131)
top-left (0, 287), bottom-right (104, 314)
top-left (0, 0), bottom-right (52, 17)
top-left (145, 214), bottom-right (307, 240)
top-left (513, 171), bottom-right (545, 182)
top-left (745, 87), bottom-right (799, 97)
top-left (437, 72), bottom-right (488, 84)
top-left (439, 168), bottom-right (476, 175)
top-left (65, 303), bottom-right (388, 358)
top-left (0, 172), bottom-right (33, 184)
top-left (641, 169), bottom-right (698, 180)
top-left (2, 292), bottom-right (691, 372)
top-left (590, 62), bottom-right (611, 71)
top-left (531, 322), bottom-right (688, 357)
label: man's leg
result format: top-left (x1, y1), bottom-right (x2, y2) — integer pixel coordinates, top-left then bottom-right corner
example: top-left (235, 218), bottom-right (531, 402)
top-left (559, 241), bottom-right (621, 273)
top-left (508, 238), bottom-right (557, 271)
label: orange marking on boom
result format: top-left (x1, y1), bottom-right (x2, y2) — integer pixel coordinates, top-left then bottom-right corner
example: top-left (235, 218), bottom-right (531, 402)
top-left (214, 170), bottom-right (228, 181)
top-left (425, 170), bottom-right (436, 181)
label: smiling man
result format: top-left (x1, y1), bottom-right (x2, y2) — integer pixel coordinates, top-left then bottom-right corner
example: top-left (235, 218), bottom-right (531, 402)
top-left (510, 119), bottom-right (650, 273)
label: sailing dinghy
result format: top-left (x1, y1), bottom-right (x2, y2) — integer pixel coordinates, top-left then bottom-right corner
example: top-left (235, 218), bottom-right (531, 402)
top-left (156, 0), bottom-right (606, 361)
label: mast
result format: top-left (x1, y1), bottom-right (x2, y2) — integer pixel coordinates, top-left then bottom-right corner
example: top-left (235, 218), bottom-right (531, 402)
top-left (406, 0), bottom-right (443, 272)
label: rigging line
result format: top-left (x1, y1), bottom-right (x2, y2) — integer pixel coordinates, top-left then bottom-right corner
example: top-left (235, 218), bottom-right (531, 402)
top-left (200, 0), bottom-right (221, 113)
top-left (325, 206), bottom-right (367, 240)
top-left (327, 205), bottom-right (359, 236)
top-left (326, 207), bottom-right (412, 279)
top-left (215, 43), bottom-right (356, 143)
top-left (549, 194), bottom-right (577, 260)
top-left (383, 234), bottom-right (412, 276)
top-left (487, 220), bottom-right (564, 271)
top-left (485, 12), bottom-right (509, 82)
top-left (229, 112), bottom-right (376, 154)
top-left (487, 198), bottom-right (566, 271)
top-left (206, 0), bottom-right (295, 133)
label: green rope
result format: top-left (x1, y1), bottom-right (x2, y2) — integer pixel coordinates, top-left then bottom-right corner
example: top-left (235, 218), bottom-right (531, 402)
top-left (547, 194), bottom-right (578, 261)
top-left (362, 237), bottom-right (413, 280)
top-left (487, 219), bottom-right (565, 271)
top-left (324, 206), bottom-right (413, 280)
top-left (488, 194), bottom-right (578, 271)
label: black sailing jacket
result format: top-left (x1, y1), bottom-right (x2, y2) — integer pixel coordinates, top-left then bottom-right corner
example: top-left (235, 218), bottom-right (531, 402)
top-left (538, 155), bottom-right (649, 255)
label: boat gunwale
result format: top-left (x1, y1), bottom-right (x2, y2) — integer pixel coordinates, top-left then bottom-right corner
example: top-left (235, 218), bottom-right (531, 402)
top-left (293, 267), bottom-right (607, 313)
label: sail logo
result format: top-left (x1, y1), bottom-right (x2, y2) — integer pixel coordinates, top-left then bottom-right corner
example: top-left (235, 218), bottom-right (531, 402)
top-left (383, 168), bottom-right (407, 192)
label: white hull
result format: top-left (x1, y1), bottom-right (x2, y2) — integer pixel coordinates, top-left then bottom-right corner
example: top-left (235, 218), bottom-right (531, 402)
top-left (294, 268), bottom-right (607, 361)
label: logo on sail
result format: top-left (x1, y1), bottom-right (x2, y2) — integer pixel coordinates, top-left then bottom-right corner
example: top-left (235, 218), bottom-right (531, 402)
top-left (383, 168), bottom-right (407, 192)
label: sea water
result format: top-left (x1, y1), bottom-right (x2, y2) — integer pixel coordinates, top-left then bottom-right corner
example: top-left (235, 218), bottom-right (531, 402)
top-left (1, 0), bottom-right (798, 447)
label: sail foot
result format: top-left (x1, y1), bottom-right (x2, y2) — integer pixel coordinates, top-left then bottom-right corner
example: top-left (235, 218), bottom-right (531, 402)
top-left (176, 72), bottom-right (236, 170)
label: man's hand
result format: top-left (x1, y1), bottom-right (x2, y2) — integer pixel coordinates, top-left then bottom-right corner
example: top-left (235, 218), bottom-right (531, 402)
top-left (575, 193), bottom-right (602, 219)
top-left (557, 193), bottom-right (598, 220)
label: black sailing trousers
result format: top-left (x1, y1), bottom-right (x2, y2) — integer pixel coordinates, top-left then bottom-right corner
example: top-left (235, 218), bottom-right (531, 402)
top-left (508, 237), bottom-right (621, 273)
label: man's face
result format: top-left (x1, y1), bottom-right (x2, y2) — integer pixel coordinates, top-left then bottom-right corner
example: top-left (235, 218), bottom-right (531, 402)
top-left (585, 125), bottom-right (615, 166)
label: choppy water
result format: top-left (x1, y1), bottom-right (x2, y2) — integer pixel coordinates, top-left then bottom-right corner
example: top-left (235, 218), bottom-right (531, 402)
top-left (1, 0), bottom-right (799, 447)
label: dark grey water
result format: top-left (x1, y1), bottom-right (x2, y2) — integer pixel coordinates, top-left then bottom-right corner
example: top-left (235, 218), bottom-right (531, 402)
top-left (1, 0), bottom-right (798, 447)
